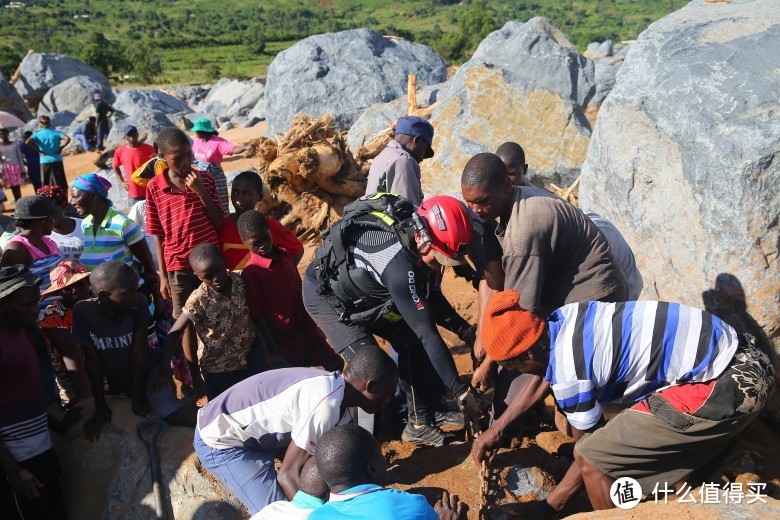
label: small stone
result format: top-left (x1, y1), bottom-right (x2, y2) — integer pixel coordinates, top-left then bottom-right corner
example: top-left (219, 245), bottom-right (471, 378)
top-left (505, 465), bottom-right (556, 502)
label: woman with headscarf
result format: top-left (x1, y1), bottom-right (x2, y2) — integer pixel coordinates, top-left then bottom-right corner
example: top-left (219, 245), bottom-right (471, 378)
top-left (26, 115), bottom-right (71, 190)
top-left (0, 195), bottom-right (63, 303)
top-left (37, 185), bottom-right (85, 260)
top-left (70, 174), bottom-right (157, 283)
top-left (190, 118), bottom-right (250, 214)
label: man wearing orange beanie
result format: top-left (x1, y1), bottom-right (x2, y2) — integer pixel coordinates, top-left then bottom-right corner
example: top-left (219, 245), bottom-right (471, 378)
top-left (472, 290), bottom-right (773, 516)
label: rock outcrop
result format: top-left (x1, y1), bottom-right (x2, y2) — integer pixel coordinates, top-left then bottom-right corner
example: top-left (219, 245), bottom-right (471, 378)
top-left (55, 398), bottom-right (243, 519)
top-left (423, 18), bottom-right (594, 197)
top-left (579, 0), bottom-right (780, 425)
top-left (0, 72), bottom-right (33, 121)
top-left (38, 76), bottom-right (113, 128)
top-left (193, 77), bottom-right (264, 122)
top-left (105, 88), bottom-right (190, 148)
top-left (265, 28), bottom-right (446, 136)
top-left (13, 52), bottom-right (110, 108)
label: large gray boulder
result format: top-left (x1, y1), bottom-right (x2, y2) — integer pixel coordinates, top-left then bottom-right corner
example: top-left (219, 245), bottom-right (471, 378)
top-left (194, 78), bottom-right (264, 122)
top-left (105, 88), bottom-right (190, 148)
top-left (163, 84), bottom-right (212, 109)
top-left (423, 18), bottom-right (594, 197)
top-left (579, 0), bottom-right (780, 425)
top-left (14, 52), bottom-right (110, 108)
top-left (346, 80), bottom-right (450, 153)
top-left (0, 72), bottom-right (32, 122)
top-left (265, 28), bottom-right (447, 135)
top-left (38, 76), bottom-right (113, 127)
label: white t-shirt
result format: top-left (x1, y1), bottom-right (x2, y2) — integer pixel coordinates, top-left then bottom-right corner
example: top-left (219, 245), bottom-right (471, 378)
top-left (50, 218), bottom-right (85, 260)
top-left (252, 500), bottom-right (316, 520)
top-left (127, 200), bottom-right (158, 267)
top-left (197, 368), bottom-right (353, 454)
top-left (583, 211), bottom-right (643, 300)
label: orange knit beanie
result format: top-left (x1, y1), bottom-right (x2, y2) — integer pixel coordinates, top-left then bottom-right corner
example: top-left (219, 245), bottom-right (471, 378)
top-left (480, 290), bottom-right (546, 362)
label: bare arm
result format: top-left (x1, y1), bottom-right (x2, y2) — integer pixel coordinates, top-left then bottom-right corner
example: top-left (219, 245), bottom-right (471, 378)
top-left (129, 238), bottom-right (159, 288)
top-left (82, 342), bottom-right (112, 441)
top-left (153, 235), bottom-right (170, 300)
top-left (59, 135), bottom-right (71, 150)
top-left (277, 442), bottom-right (311, 500)
top-left (0, 441), bottom-right (42, 500)
top-left (186, 171), bottom-right (223, 228)
top-left (0, 242), bottom-right (32, 267)
top-left (24, 137), bottom-right (40, 154)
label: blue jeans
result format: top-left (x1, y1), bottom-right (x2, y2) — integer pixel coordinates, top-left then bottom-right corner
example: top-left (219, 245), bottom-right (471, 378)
top-left (97, 122), bottom-right (109, 150)
top-left (74, 133), bottom-right (93, 152)
top-left (193, 427), bottom-right (285, 514)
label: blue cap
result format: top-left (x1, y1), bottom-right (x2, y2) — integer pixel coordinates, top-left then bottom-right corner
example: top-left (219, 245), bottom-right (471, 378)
top-left (124, 124), bottom-right (138, 136)
top-left (396, 116), bottom-right (434, 158)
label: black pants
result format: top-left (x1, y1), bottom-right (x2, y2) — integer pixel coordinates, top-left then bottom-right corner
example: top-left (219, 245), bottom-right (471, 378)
top-left (0, 449), bottom-right (67, 520)
top-left (303, 273), bottom-right (444, 425)
top-left (41, 162), bottom-right (67, 191)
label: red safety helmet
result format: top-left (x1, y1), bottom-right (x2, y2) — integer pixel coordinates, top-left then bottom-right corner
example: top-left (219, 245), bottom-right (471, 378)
top-left (416, 195), bottom-right (472, 266)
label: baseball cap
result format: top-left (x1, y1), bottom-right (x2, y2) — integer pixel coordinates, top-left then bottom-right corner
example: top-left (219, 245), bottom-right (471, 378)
top-left (124, 125), bottom-right (138, 136)
top-left (396, 116), bottom-right (435, 159)
top-left (13, 196), bottom-right (60, 220)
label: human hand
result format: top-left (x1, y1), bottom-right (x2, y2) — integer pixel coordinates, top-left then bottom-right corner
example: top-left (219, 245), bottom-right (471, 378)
top-left (471, 359), bottom-right (496, 392)
top-left (120, 181), bottom-right (130, 191)
top-left (147, 366), bottom-right (175, 393)
top-left (457, 388), bottom-right (484, 428)
top-left (8, 468), bottom-right (44, 501)
top-left (159, 276), bottom-right (171, 301)
top-left (185, 171), bottom-right (206, 197)
top-left (434, 491), bottom-right (467, 520)
top-left (472, 335), bottom-right (486, 368)
top-left (196, 395), bottom-right (209, 407)
top-left (49, 406), bottom-right (83, 433)
top-left (83, 405), bottom-right (112, 441)
top-left (458, 324), bottom-right (477, 349)
top-left (471, 427), bottom-right (501, 464)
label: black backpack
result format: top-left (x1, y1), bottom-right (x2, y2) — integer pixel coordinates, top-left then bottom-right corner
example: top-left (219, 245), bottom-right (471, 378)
top-left (313, 193), bottom-right (419, 325)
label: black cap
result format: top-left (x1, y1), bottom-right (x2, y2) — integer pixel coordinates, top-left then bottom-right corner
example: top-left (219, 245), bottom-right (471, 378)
top-left (13, 195), bottom-right (60, 220)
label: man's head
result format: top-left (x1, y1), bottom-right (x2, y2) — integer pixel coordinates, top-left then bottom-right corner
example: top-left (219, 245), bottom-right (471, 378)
top-left (23, 130), bottom-right (32, 140)
top-left (481, 290), bottom-right (549, 375)
top-left (461, 153), bottom-right (514, 222)
top-left (124, 125), bottom-right (140, 147)
top-left (13, 195), bottom-right (59, 236)
top-left (189, 243), bottom-right (230, 292)
top-left (343, 346), bottom-right (399, 414)
top-left (38, 115), bottom-right (51, 128)
top-left (315, 424), bottom-right (387, 492)
top-left (299, 457), bottom-right (329, 501)
top-left (156, 127), bottom-right (193, 178)
top-left (88, 116), bottom-right (97, 125)
top-left (394, 116), bottom-right (434, 163)
top-left (0, 128), bottom-right (8, 142)
top-left (237, 210), bottom-right (273, 258)
top-left (495, 142), bottom-right (528, 187)
top-left (90, 261), bottom-right (139, 313)
top-left (0, 265), bottom-right (42, 328)
top-left (231, 171), bottom-right (264, 215)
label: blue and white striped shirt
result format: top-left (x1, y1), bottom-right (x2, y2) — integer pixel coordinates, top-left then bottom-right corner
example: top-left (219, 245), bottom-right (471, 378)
top-left (545, 301), bottom-right (739, 430)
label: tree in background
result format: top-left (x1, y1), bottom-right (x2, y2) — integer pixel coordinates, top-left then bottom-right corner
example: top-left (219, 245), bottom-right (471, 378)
top-left (125, 40), bottom-right (163, 84)
top-left (421, 0), bottom-right (498, 62)
top-left (81, 32), bottom-right (128, 76)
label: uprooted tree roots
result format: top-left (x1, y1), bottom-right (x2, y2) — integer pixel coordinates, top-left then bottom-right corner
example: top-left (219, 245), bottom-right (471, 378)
top-left (245, 114), bottom-right (368, 243)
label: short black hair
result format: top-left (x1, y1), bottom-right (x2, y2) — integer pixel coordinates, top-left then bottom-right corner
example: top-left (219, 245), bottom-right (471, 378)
top-left (232, 170), bottom-right (264, 195)
top-left (495, 142), bottom-right (525, 167)
top-left (237, 210), bottom-right (268, 240)
top-left (461, 152), bottom-right (508, 187)
top-left (90, 261), bottom-right (136, 292)
top-left (315, 424), bottom-right (381, 490)
top-left (300, 457), bottom-right (329, 501)
top-left (23, 131), bottom-right (32, 139)
top-left (156, 127), bottom-right (190, 155)
top-left (343, 345), bottom-right (398, 385)
top-left (189, 243), bottom-right (223, 265)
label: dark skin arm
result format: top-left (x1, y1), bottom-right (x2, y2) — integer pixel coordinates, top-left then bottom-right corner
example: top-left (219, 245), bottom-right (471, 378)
top-left (82, 341), bottom-right (112, 441)
top-left (0, 441), bottom-right (43, 500)
top-left (128, 239), bottom-right (163, 313)
top-left (292, 249), bottom-right (304, 266)
top-left (276, 442), bottom-right (312, 500)
top-left (252, 318), bottom-right (289, 369)
top-left (472, 374), bottom-right (551, 463)
top-left (186, 171), bottom-right (223, 229)
top-left (129, 323), bottom-right (152, 417)
top-left (153, 235), bottom-right (170, 300)
top-left (24, 137), bottom-right (40, 154)
top-left (42, 328), bottom-right (91, 399)
top-left (0, 241), bottom-right (32, 267)
top-left (172, 314), bottom-right (207, 406)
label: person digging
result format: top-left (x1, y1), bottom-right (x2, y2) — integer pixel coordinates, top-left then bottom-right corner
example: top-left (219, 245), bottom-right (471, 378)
top-left (471, 290), bottom-right (774, 516)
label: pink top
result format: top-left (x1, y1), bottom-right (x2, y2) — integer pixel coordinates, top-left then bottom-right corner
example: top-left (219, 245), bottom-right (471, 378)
top-left (9, 235), bottom-right (59, 260)
top-left (192, 136), bottom-right (235, 164)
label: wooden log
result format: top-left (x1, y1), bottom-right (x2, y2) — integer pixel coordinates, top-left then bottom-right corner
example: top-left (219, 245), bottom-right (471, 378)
top-left (298, 142), bottom-right (343, 181)
top-left (407, 73), bottom-right (418, 114)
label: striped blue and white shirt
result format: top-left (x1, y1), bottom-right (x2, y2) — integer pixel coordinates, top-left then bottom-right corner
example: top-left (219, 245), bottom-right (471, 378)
top-left (545, 301), bottom-right (739, 430)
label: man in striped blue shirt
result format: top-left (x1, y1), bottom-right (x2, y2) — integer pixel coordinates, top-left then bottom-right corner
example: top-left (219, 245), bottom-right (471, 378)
top-left (472, 290), bottom-right (774, 515)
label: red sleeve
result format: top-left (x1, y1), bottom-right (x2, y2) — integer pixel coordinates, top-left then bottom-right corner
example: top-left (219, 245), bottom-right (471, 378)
top-left (202, 173), bottom-right (221, 208)
top-left (145, 181), bottom-right (163, 237)
top-left (268, 218), bottom-right (303, 257)
top-left (113, 146), bottom-right (125, 166)
top-left (241, 266), bottom-right (265, 321)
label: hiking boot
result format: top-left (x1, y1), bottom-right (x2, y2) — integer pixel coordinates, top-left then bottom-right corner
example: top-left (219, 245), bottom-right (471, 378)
top-left (434, 409), bottom-right (465, 428)
top-left (401, 422), bottom-right (452, 447)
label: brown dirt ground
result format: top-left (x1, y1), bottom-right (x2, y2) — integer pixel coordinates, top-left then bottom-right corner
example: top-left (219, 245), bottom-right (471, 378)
top-left (6, 125), bottom-right (778, 519)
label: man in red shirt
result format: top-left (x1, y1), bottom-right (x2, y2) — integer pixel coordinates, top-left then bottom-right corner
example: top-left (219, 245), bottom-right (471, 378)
top-left (113, 125), bottom-right (156, 204)
top-left (146, 127), bottom-right (223, 403)
top-left (219, 170), bottom-right (303, 271)
top-left (238, 210), bottom-right (342, 371)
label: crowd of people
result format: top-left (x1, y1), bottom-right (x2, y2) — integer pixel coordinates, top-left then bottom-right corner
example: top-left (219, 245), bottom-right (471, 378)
top-left (0, 112), bottom-right (774, 520)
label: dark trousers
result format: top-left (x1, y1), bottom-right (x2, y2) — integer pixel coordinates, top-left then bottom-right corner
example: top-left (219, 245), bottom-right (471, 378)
top-left (96, 122), bottom-right (109, 150)
top-left (0, 449), bottom-right (67, 520)
top-left (41, 162), bottom-right (67, 191)
top-left (27, 166), bottom-right (41, 192)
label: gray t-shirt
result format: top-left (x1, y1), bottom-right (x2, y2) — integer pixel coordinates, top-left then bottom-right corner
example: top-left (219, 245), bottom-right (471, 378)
top-left (71, 293), bottom-right (157, 394)
top-left (491, 186), bottom-right (627, 317)
top-left (366, 140), bottom-right (423, 205)
top-left (583, 211), bottom-right (643, 300)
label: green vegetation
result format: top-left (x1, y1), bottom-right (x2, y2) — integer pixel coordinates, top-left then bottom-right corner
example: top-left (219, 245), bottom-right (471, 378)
top-left (0, 0), bottom-right (686, 85)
